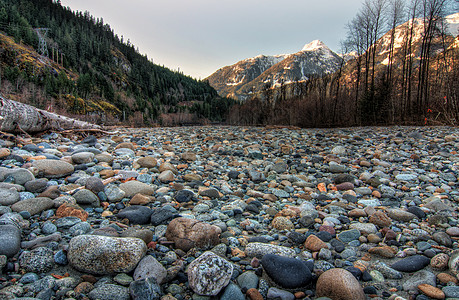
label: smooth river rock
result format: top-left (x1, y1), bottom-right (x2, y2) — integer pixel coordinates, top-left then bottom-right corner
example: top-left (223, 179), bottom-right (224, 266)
top-left (165, 217), bottom-right (221, 251)
top-left (11, 197), bottom-right (54, 216)
top-left (0, 188), bottom-right (20, 206)
top-left (32, 159), bottom-right (75, 178)
top-left (133, 255), bottom-right (167, 284)
top-left (391, 255), bottom-right (431, 272)
top-left (316, 268), bottom-right (366, 300)
top-left (261, 254), bottom-right (313, 289)
top-left (68, 235), bottom-right (147, 275)
top-left (119, 180), bottom-right (156, 197)
top-left (0, 224), bottom-right (21, 257)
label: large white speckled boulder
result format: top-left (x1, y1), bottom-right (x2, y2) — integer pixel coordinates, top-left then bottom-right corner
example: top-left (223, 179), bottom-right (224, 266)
top-left (67, 235), bottom-right (146, 275)
top-left (187, 251), bottom-right (233, 296)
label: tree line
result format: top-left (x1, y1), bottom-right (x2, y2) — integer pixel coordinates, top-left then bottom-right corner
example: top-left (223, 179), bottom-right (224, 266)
top-left (0, 0), bottom-right (234, 126)
top-left (228, 0), bottom-right (458, 127)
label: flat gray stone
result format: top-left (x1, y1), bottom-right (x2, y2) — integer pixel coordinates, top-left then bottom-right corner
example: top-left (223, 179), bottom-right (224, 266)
top-left (403, 270), bottom-right (436, 292)
top-left (245, 242), bottom-right (296, 258)
top-left (105, 185), bottom-right (126, 202)
top-left (443, 286), bottom-right (459, 298)
top-left (119, 181), bottom-right (156, 198)
top-left (89, 284), bottom-right (130, 300)
top-left (237, 271), bottom-right (259, 290)
top-left (337, 229), bottom-right (361, 243)
top-left (72, 189), bottom-right (100, 207)
top-left (3, 169), bottom-right (35, 185)
top-left (133, 255), bottom-right (167, 284)
top-left (129, 277), bottom-right (161, 300)
top-left (357, 199), bottom-right (381, 207)
top-left (32, 159), bottom-right (74, 178)
top-left (71, 152), bottom-right (95, 164)
top-left (395, 174), bottom-right (418, 181)
top-left (387, 209), bottom-right (417, 222)
top-left (0, 188), bottom-right (20, 205)
top-left (221, 283), bottom-right (245, 300)
top-left (349, 223), bottom-right (377, 235)
top-left (11, 197), bottom-right (54, 216)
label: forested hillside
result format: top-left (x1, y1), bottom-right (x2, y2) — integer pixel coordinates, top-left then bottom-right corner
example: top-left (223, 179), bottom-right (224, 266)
top-left (0, 0), bottom-right (233, 126)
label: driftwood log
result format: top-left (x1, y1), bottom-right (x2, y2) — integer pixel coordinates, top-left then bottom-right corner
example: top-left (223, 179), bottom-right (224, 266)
top-left (0, 95), bottom-right (101, 133)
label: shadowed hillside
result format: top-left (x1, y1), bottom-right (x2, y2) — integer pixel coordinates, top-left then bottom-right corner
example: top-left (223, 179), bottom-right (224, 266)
top-left (0, 0), bottom-right (234, 126)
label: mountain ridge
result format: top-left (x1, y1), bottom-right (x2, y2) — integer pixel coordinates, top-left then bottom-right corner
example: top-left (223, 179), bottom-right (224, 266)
top-left (206, 40), bottom-right (344, 100)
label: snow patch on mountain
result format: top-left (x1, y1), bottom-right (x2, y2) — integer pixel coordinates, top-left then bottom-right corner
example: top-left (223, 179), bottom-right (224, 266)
top-left (378, 18), bottom-right (426, 57)
top-left (301, 40), bottom-right (336, 60)
top-left (378, 13), bottom-right (458, 58)
top-left (251, 54), bottom-right (288, 64)
top-left (340, 51), bottom-right (358, 61)
top-left (301, 40), bottom-right (327, 51)
top-left (446, 12), bottom-right (459, 36)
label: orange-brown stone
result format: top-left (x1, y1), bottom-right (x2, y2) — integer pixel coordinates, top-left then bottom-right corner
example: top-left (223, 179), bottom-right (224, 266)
top-left (304, 234), bottom-right (328, 252)
top-left (353, 260), bottom-right (370, 272)
top-left (165, 217), bottom-right (221, 252)
top-left (231, 247), bottom-right (246, 258)
top-left (371, 190), bottom-right (381, 198)
top-left (275, 208), bottom-right (298, 218)
top-left (56, 203), bottom-right (88, 221)
top-left (437, 272), bottom-right (458, 284)
top-left (74, 282), bottom-right (94, 295)
top-left (136, 156), bottom-right (157, 168)
top-left (417, 284), bottom-right (445, 299)
top-left (99, 169), bottom-right (116, 179)
top-left (38, 185), bottom-right (61, 199)
top-left (101, 211), bottom-right (113, 217)
top-left (316, 268), bottom-right (365, 300)
top-left (294, 291), bottom-right (306, 299)
top-left (369, 210), bottom-right (392, 227)
top-left (80, 274), bottom-right (97, 283)
top-left (348, 208), bottom-right (367, 218)
top-left (115, 142), bottom-right (135, 150)
top-left (27, 155), bottom-right (47, 161)
top-left (129, 193), bottom-right (152, 205)
top-left (368, 246), bottom-right (396, 258)
top-left (0, 148), bottom-right (11, 159)
top-left (271, 216), bottom-right (294, 230)
top-left (246, 288), bottom-right (264, 300)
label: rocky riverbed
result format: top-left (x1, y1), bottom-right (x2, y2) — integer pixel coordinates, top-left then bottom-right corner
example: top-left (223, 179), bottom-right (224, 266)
top-left (0, 125), bottom-right (459, 300)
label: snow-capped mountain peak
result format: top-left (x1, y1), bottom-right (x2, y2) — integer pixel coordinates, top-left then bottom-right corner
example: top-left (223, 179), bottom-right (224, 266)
top-left (206, 39), bottom-right (343, 100)
top-left (301, 40), bottom-right (327, 52)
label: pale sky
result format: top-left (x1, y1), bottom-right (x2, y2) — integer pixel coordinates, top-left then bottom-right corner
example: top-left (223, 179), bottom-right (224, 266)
top-left (60, 0), bottom-right (365, 79)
